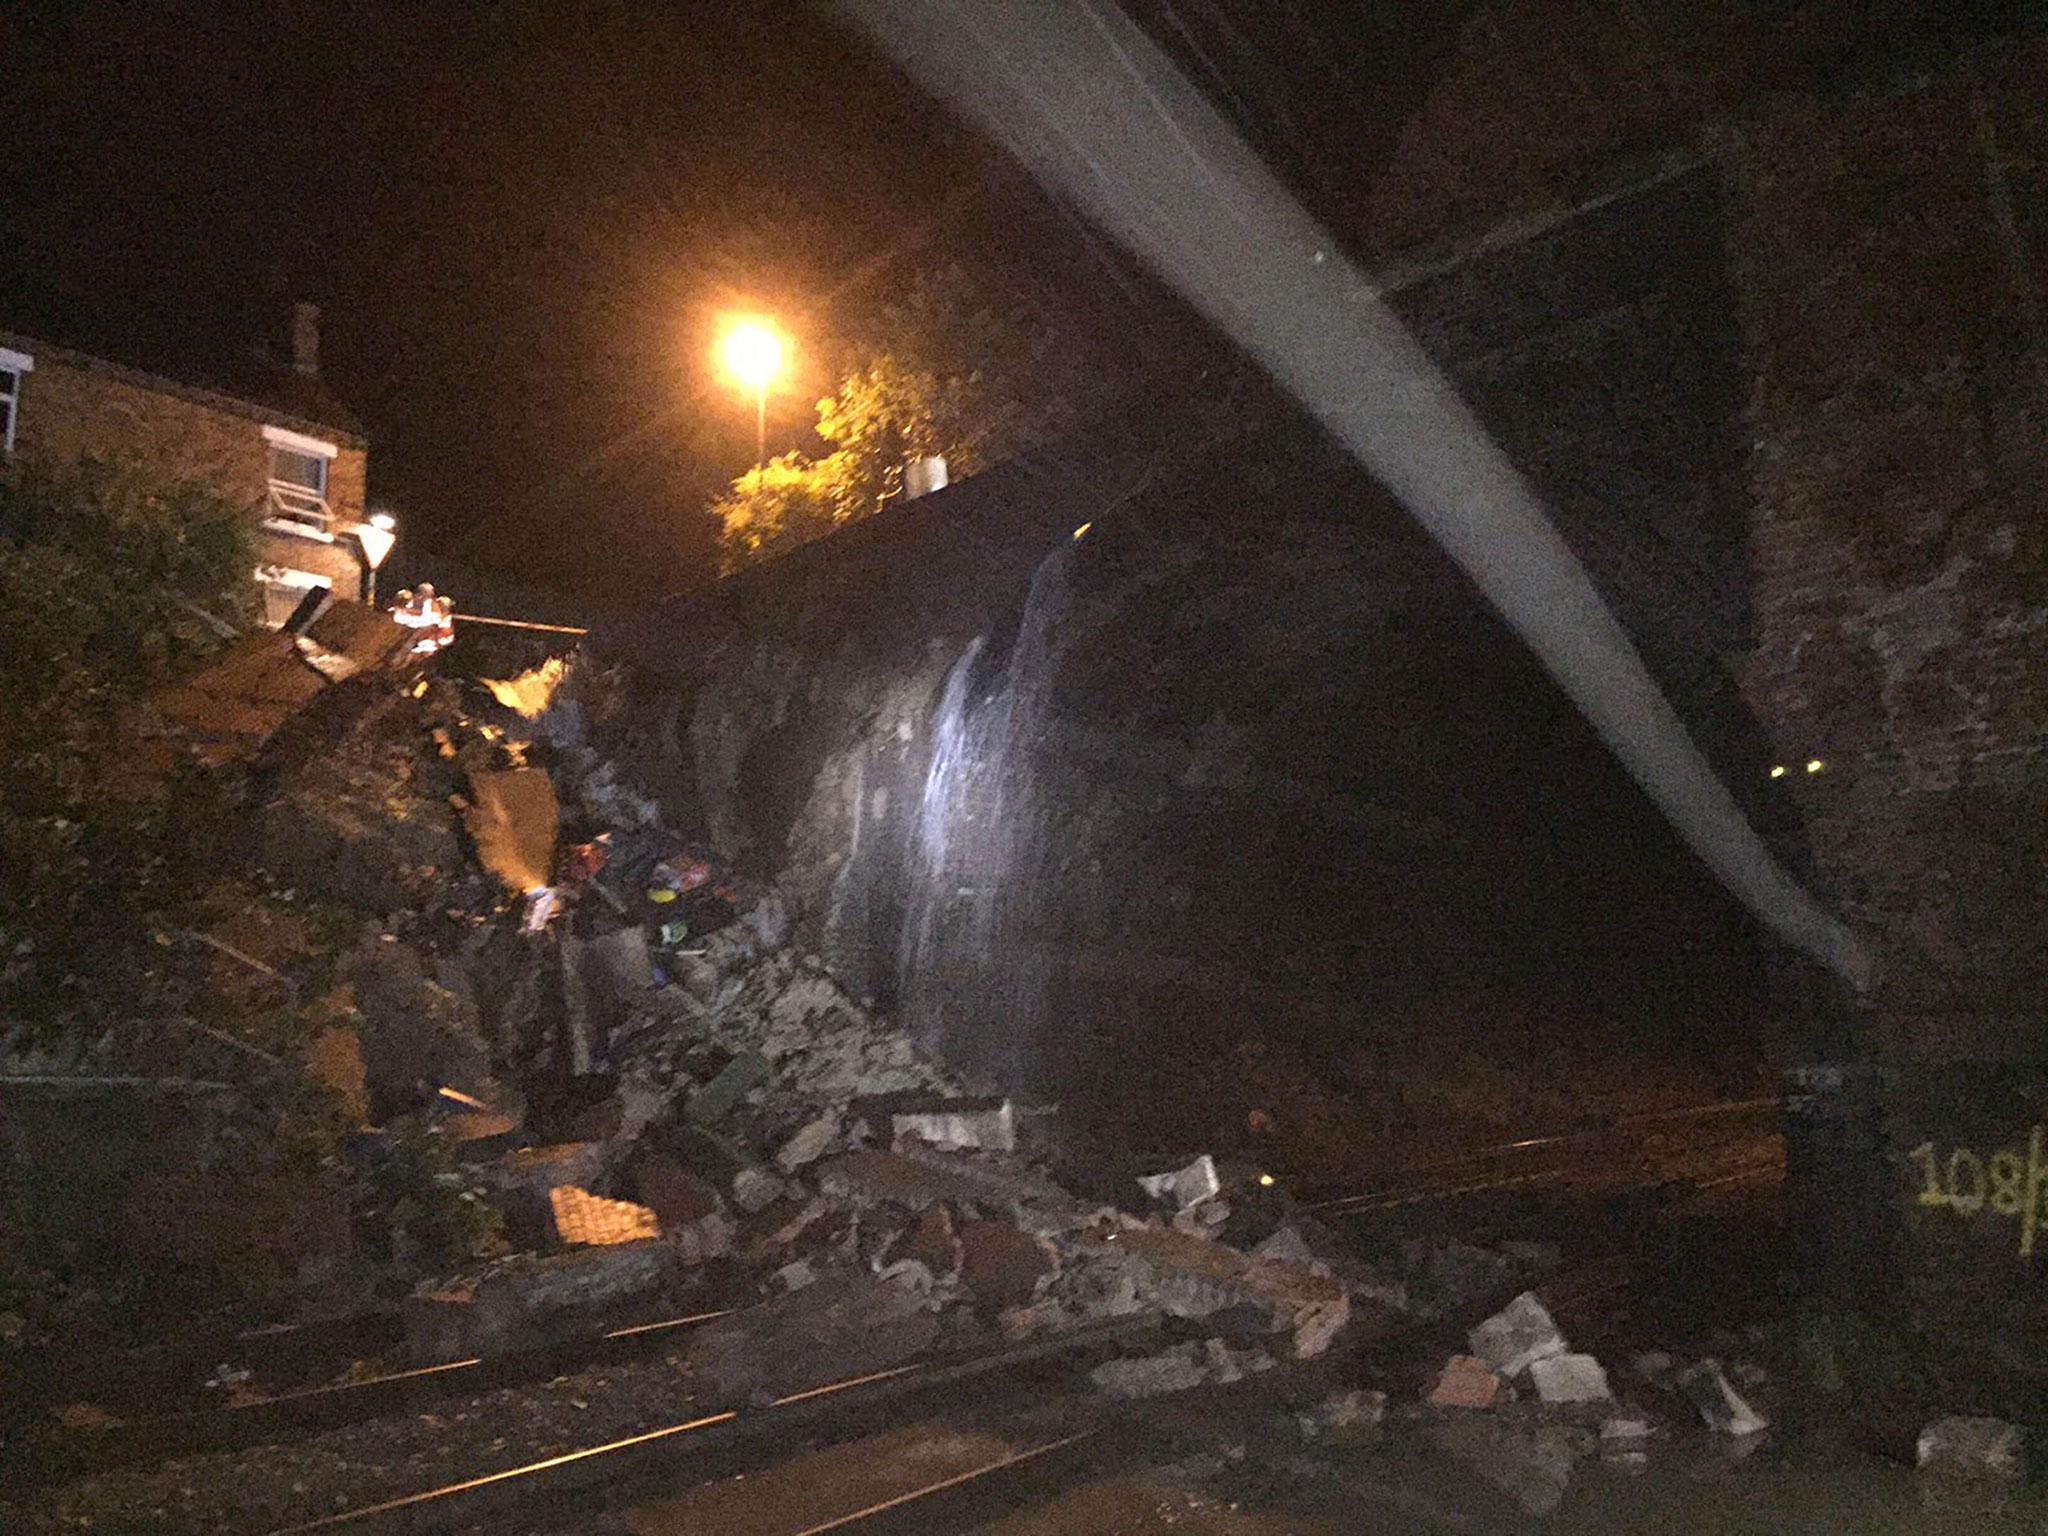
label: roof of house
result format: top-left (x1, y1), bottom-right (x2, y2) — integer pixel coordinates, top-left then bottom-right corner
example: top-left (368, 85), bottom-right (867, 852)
top-left (0, 322), bottom-right (367, 448)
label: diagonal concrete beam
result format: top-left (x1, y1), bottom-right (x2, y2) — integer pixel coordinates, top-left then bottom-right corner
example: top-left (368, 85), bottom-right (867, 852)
top-left (840, 0), bottom-right (1872, 990)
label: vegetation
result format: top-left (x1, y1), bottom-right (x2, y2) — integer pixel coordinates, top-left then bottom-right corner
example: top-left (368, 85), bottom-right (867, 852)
top-left (713, 265), bottom-right (1077, 573)
top-left (0, 457), bottom-right (256, 1024)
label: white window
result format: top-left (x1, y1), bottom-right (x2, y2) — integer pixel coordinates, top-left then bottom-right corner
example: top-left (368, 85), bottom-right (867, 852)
top-left (254, 563), bottom-right (333, 629)
top-left (0, 345), bottom-right (34, 454)
top-left (261, 423), bottom-right (338, 534)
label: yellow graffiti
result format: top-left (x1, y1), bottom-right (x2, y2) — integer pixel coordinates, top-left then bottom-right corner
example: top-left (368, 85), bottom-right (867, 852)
top-left (1909, 1125), bottom-right (2048, 1257)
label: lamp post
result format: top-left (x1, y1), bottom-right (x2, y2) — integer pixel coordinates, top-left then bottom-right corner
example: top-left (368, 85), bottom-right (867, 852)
top-left (717, 318), bottom-right (787, 470)
top-left (356, 510), bottom-right (397, 606)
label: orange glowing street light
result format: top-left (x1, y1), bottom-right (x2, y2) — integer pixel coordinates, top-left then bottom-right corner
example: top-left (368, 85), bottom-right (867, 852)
top-left (717, 317), bottom-right (787, 469)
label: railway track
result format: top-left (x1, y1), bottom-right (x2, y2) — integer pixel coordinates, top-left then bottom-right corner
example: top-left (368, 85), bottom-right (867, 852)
top-left (1300, 1095), bottom-right (1784, 1218)
top-left (257, 1314), bottom-right (1160, 1536)
top-left (10, 1305), bottom-right (736, 1492)
top-left (16, 1096), bottom-right (1786, 1528)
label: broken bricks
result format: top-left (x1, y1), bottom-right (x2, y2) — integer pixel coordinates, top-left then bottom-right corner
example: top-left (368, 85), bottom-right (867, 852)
top-left (1100, 1224), bottom-right (1350, 1358)
top-left (1676, 1357), bottom-right (1768, 1437)
top-left (1428, 1354), bottom-right (1501, 1409)
top-left (1468, 1290), bottom-right (1568, 1380)
top-left (549, 1184), bottom-right (660, 1246)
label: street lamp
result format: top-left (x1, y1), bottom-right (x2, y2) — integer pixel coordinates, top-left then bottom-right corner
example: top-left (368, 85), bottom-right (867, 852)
top-left (717, 317), bottom-right (787, 469)
top-left (356, 510), bottom-right (397, 606)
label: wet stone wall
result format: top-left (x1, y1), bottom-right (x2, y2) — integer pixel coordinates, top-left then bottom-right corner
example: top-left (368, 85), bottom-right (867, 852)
top-left (590, 392), bottom-right (1779, 1158)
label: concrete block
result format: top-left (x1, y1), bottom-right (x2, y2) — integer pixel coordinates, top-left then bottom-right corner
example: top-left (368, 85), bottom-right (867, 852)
top-left (1136, 1153), bottom-right (1221, 1211)
top-left (1919, 1416), bottom-right (2023, 1479)
top-left (1090, 1343), bottom-right (1208, 1398)
top-left (1431, 1418), bottom-right (1577, 1516)
top-left (1469, 1291), bottom-right (1567, 1378)
top-left (1107, 1225), bottom-right (1350, 1358)
top-left (1529, 1352), bottom-right (1612, 1403)
top-left (405, 1240), bottom-right (671, 1362)
top-left (732, 1165), bottom-right (788, 1214)
top-left (775, 1111), bottom-right (842, 1173)
top-left (1301, 1388), bottom-right (1387, 1441)
top-left (892, 1098), bottom-right (1016, 1154)
top-left (686, 1050), bottom-right (770, 1126)
top-left (891, 1203), bottom-right (963, 1277)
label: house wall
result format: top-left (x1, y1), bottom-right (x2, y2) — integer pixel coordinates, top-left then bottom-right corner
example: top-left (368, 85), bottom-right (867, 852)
top-left (9, 344), bottom-right (369, 601)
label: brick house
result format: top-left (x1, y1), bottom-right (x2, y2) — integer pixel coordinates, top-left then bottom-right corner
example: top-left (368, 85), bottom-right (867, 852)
top-left (0, 303), bottom-right (379, 626)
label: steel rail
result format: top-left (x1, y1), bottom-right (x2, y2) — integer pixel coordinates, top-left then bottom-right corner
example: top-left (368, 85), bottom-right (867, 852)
top-left (782, 1428), bottom-right (1099, 1536)
top-left (1301, 1097), bottom-right (1783, 1216)
top-left (14, 1308), bottom-right (736, 1493)
top-left (255, 1314), bottom-right (1158, 1536)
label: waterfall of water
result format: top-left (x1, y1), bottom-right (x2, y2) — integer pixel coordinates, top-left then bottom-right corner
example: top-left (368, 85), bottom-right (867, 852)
top-left (897, 540), bottom-right (1079, 1087)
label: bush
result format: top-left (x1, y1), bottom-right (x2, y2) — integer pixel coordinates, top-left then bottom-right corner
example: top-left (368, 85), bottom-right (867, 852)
top-left (0, 457), bottom-right (256, 1023)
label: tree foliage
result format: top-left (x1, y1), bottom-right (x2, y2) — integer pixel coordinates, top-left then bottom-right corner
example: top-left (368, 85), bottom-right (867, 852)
top-left (714, 265), bottom-right (1074, 574)
top-left (709, 451), bottom-right (853, 573)
top-left (0, 458), bottom-right (256, 1019)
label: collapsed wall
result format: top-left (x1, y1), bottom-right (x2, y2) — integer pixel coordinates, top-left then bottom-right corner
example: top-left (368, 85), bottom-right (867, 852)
top-left (584, 388), bottom-right (1784, 1164)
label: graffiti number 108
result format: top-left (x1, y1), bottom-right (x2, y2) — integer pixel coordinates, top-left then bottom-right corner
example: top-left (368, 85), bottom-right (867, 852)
top-left (1909, 1125), bottom-right (2047, 1259)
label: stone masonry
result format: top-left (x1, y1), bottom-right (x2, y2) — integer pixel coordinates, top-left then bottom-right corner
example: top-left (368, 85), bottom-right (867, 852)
top-left (1363, 3), bottom-right (2048, 1364)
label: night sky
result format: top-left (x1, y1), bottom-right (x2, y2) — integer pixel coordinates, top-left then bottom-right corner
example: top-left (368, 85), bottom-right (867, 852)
top-left (10, 2), bottom-right (2016, 613)
top-left (4, 2), bottom-right (1476, 613)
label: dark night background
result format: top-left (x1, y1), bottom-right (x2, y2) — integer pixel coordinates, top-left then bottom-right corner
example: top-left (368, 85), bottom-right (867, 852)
top-left (0, 1), bottom-right (1475, 615)
top-left (3, 1), bottom-right (2031, 614)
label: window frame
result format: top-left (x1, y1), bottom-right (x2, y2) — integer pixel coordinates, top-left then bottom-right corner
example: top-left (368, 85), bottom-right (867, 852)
top-left (0, 345), bottom-right (35, 454)
top-left (261, 423), bottom-right (339, 535)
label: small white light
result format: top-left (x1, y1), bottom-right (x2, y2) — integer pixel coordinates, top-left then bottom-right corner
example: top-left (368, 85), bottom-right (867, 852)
top-left (1257, 1172), bottom-right (1276, 1188)
top-left (368, 510), bottom-right (397, 532)
top-left (1072, 521), bottom-right (1092, 541)
top-left (1806, 758), bottom-right (1825, 774)
top-left (1769, 765), bottom-right (1786, 779)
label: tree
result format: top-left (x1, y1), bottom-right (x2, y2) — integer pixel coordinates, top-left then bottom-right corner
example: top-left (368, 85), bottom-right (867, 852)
top-left (709, 451), bottom-right (852, 575)
top-left (714, 265), bottom-right (1075, 573)
top-left (0, 457), bottom-right (256, 1021)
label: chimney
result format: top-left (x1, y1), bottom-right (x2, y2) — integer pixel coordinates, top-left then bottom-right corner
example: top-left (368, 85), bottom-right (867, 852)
top-left (291, 302), bottom-right (321, 378)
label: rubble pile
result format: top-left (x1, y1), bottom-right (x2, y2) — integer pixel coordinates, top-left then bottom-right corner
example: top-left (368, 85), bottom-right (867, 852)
top-left (273, 658), bottom-right (1416, 1393)
top-left (1395, 1290), bottom-right (1777, 1515)
top-left (13, 655), bottom-right (2033, 1534)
